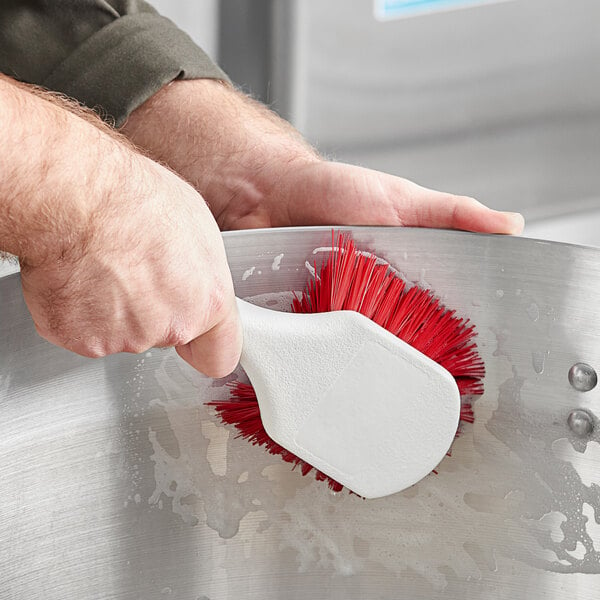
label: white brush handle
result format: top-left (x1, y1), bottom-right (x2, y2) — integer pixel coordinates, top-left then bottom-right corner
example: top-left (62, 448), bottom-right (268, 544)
top-left (235, 298), bottom-right (461, 499)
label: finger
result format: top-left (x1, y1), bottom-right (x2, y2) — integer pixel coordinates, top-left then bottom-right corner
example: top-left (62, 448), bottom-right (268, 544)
top-left (175, 302), bottom-right (243, 378)
top-left (281, 163), bottom-right (524, 234)
top-left (405, 185), bottom-right (524, 234)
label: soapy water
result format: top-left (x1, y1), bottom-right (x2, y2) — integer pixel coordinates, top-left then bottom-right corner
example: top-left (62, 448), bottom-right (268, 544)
top-left (143, 343), bottom-right (492, 589)
top-left (143, 345), bottom-right (599, 590)
top-left (488, 290), bottom-right (600, 573)
top-left (122, 255), bottom-right (600, 589)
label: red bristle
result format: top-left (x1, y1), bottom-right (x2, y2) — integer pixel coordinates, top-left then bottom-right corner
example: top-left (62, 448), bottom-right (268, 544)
top-left (371, 276), bottom-right (405, 329)
top-left (208, 232), bottom-right (485, 494)
top-left (344, 254), bottom-right (377, 312)
top-left (359, 264), bottom-right (392, 319)
top-left (460, 403), bottom-right (475, 424)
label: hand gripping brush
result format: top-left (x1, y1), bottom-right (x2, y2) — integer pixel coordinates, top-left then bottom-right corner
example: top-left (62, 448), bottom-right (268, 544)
top-left (209, 232), bottom-right (484, 499)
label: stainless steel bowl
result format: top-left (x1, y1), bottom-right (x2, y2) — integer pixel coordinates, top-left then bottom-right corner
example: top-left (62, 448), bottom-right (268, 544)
top-left (2, 226), bottom-right (599, 599)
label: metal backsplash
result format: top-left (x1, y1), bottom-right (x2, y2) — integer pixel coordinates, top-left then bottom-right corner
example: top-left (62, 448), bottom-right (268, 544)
top-left (219, 0), bottom-right (600, 216)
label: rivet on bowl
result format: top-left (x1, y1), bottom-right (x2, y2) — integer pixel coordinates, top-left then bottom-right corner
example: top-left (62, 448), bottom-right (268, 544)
top-left (567, 409), bottom-right (595, 438)
top-left (568, 363), bottom-right (597, 392)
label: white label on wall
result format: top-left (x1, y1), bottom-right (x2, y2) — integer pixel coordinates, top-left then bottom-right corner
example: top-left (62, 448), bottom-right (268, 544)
top-left (374, 0), bottom-right (515, 20)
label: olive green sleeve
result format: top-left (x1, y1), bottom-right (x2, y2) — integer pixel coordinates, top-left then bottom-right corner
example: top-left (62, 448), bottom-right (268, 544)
top-left (0, 1), bottom-right (229, 126)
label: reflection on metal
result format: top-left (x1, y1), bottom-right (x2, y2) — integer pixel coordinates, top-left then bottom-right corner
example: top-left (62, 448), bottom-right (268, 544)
top-left (2, 227), bottom-right (600, 599)
top-left (569, 363), bottom-right (598, 393)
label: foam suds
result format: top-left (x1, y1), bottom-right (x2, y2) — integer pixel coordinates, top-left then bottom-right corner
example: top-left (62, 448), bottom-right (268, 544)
top-left (552, 438), bottom-right (600, 488)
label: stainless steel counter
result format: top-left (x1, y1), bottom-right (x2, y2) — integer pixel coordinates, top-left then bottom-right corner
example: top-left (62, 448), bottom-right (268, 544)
top-left (1, 226), bottom-right (600, 599)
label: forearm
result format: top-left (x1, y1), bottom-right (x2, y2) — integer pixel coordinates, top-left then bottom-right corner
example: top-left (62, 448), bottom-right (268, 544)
top-left (0, 74), bottom-right (240, 375)
top-left (0, 74), bottom-right (141, 265)
top-left (121, 79), bottom-right (320, 229)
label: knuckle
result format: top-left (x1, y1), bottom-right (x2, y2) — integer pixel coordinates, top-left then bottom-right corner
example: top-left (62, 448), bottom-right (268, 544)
top-left (460, 195), bottom-right (479, 207)
top-left (79, 346), bottom-right (107, 359)
top-left (121, 340), bottom-right (150, 355)
top-left (71, 339), bottom-right (108, 359)
top-left (162, 321), bottom-right (191, 348)
top-left (185, 280), bottom-right (233, 340)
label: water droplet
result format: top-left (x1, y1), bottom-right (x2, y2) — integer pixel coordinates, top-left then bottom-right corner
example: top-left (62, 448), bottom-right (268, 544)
top-left (271, 253), bottom-right (284, 270)
top-left (496, 289), bottom-right (504, 298)
top-left (305, 261), bottom-right (316, 277)
top-left (242, 266), bottom-right (255, 281)
top-left (526, 302), bottom-right (540, 322)
top-left (532, 350), bottom-right (547, 374)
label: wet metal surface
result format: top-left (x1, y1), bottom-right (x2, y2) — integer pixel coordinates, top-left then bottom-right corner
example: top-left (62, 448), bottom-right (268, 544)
top-left (1, 227), bottom-right (600, 599)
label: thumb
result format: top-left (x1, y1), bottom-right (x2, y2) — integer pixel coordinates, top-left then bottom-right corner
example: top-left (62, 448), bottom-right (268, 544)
top-left (175, 301), bottom-right (243, 378)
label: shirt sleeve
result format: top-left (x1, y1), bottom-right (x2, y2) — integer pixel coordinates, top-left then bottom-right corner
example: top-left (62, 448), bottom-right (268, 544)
top-left (0, 0), bottom-right (229, 126)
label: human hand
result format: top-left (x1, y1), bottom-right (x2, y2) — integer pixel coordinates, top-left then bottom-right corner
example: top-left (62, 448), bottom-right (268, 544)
top-left (236, 159), bottom-right (525, 233)
top-left (121, 79), bottom-right (523, 234)
top-left (22, 161), bottom-right (241, 377)
top-left (0, 76), bottom-right (241, 377)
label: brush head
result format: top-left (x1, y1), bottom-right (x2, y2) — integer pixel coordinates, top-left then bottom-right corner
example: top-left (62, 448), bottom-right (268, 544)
top-left (235, 299), bottom-right (461, 499)
top-left (210, 232), bottom-right (484, 496)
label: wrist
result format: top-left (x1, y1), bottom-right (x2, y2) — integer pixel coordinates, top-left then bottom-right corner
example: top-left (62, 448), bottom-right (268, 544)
top-left (121, 78), bottom-right (320, 229)
top-left (0, 76), bottom-right (142, 268)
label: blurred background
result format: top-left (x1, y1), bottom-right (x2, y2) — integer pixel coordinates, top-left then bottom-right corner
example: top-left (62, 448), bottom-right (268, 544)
top-left (153, 0), bottom-right (600, 245)
top-left (1, 0), bottom-right (599, 280)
